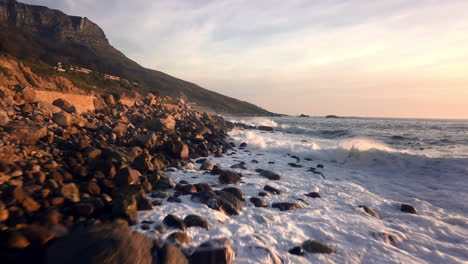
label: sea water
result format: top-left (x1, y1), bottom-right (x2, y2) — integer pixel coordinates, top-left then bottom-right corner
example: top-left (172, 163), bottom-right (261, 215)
top-left (138, 116), bottom-right (468, 264)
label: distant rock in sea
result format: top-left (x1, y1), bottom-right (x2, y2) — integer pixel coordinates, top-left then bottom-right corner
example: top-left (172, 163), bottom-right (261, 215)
top-left (325, 115), bottom-right (342, 118)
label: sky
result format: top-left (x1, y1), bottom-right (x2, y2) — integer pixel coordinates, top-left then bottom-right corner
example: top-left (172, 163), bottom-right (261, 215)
top-left (22, 0), bottom-right (468, 118)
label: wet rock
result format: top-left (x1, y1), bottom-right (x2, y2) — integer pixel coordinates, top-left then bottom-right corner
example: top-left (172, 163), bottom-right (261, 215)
top-left (301, 240), bottom-right (335, 254)
top-left (401, 204), bottom-right (417, 214)
top-left (219, 170), bottom-right (241, 184)
top-left (163, 214), bottom-right (187, 231)
top-left (249, 197), bottom-right (267, 207)
top-left (175, 184), bottom-right (197, 195)
top-left (288, 246), bottom-right (305, 256)
top-left (190, 238), bottom-right (235, 264)
top-left (239, 142), bottom-right (247, 148)
top-left (194, 183), bottom-right (213, 193)
top-left (258, 192), bottom-right (268, 197)
top-left (151, 191), bottom-right (170, 199)
top-left (211, 165), bottom-right (225, 175)
top-left (214, 191), bottom-right (244, 216)
top-left (272, 202), bottom-right (300, 211)
top-left (264, 185), bottom-right (282, 195)
top-left (258, 126), bottom-right (274, 131)
top-left (200, 160), bottom-right (214, 171)
top-left (167, 196), bottom-right (182, 203)
top-left (46, 221), bottom-right (154, 264)
top-left (230, 163), bottom-right (247, 169)
top-left (167, 232), bottom-right (192, 245)
top-left (305, 192), bottom-right (321, 198)
top-left (259, 170), bottom-right (281, 180)
top-left (359, 205), bottom-right (380, 219)
top-left (221, 187), bottom-right (245, 201)
top-left (184, 215), bottom-right (209, 229)
top-left (157, 243), bottom-right (188, 264)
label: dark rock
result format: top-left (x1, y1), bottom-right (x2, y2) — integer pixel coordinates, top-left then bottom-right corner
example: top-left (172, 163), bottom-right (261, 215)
top-left (184, 215), bottom-right (209, 229)
top-left (259, 170), bottom-right (281, 180)
top-left (167, 232), bottom-right (192, 245)
top-left (22, 224), bottom-right (56, 245)
top-left (258, 192), bottom-right (268, 197)
top-left (46, 221), bottom-right (154, 264)
top-left (401, 204), bottom-right (417, 214)
top-left (258, 126), bottom-right (273, 131)
top-left (249, 197), bottom-right (267, 207)
top-left (305, 192), bottom-right (321, 198)
top-left (167, 196), bottom-right (182, 203)
top-left (143, 116), bottom-right (175, 132)
top-left (157, 243), bottom-right (188, 264)
top-left (219, 170), bottom-right (241, 184)
top-left (272, 202), bottom-right (300, 211)
top-left (52, 98), bottom-right (76, 113)
top-left (111, 188), bottom-right (138, 225)
top-left (190, 238), bottom-right (235, 264)
top-left (0, 231), bottom-right (30, 248)
top-left (151, 191), bottom-right (170, 199)
top-left (74, 203), bottom-right (95, 217)
top-left (264, 185), bottom-right (282, 194)
top-left (163, 214), bottom-right (187, 231)
top-left (358, 205), bottom-right (380, 219)
top-left (200, 160), bottom-right (214, 171)
top-left (194, 183), bottom-right (212, 193)
top-left (288, 246), bottom-right (305, 256)
top-left (81, 182), bottom-right (101, 196)
top-left (115, 167), bottom-right (141, 187)
top-left (301, 240), bottom-right (335, 254)
top-left (317, 164), bottom-right (324, 169)
top-left (221, 187), bottom-right (245, 201)
top-left (239, 142), bottom-right (247, 148)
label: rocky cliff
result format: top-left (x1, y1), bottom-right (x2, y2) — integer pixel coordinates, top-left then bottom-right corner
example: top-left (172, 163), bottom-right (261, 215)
top-left (0, 0), bottom-right (274, 116)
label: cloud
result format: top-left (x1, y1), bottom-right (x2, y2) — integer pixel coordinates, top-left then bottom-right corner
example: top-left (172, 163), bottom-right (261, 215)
top-left (20, 0), bottom-right (468, 118)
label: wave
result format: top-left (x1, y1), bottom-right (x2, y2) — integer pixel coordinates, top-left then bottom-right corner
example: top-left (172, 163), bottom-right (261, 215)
top-left (227, 117), bottom-right (278, 127)
top-left (228, 129), bottom-right (468, 170)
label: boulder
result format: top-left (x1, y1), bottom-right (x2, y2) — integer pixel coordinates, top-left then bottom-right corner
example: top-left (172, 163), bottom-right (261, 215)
top-left (249, 197), bottom-right (267, 207)
top-left (220, 187), bottom-right (245, 201)
top-left (53, 98), bottom-right (76, 113)
top-left (272, 202), bottom-right (300, 211)
top-left (115, 167), bottom-right (141, 187)
top-left (258, 126), bottom-right (274, 131)
top-left (0, 110), bottom-right (9, 126)
top-left (358, 205), bottom-right (380, 219)
top-left (264, 185), bottom-right (282, 195)
top-left (134, 134), bottom-right (159, 149)
top-left (401, 204), bottom-right (417, 214)
top-left (219, 170), bottom-right (241, 184)
top-left (184, 215), bottom-right (209, 229)
top-left (167, 232), bottom-right (192, 245)
top-left (301, 240), bottom-right (335, 254)
top-left (46, 221), bottom-right (154, 264)
top-left (259, 170), bottom-right (281, 180)
top-left (190, 238), bottom-right (235, 264)
top-left (53, 112), bottom-right (72, 127)
top-left (143, 116), bottom-right (175, 131)
top-left (163, 214), bottom-right (187, 231)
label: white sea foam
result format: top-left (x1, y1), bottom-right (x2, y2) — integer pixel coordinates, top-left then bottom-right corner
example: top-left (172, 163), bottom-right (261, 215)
top-left (227, 117), bottom-right (278, 127)
top-left (137, 118), bottom-right (468, 263)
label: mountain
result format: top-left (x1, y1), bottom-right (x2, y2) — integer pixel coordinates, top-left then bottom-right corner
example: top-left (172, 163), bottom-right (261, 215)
top-left (0, 0), bottom-right (274, 115)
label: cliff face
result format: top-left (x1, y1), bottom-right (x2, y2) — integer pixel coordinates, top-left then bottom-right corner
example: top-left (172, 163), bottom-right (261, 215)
top-left (0, 0), bottom-right (274, 115)
top-left (0, 0), bottom-right (108, 47)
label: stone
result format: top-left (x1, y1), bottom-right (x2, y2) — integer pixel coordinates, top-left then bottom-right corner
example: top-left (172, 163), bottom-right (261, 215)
top-left (0, 231), bottom-right (30, 248)
top-left (53, 98), bottom-right (76, 113)
top-left (190, 238), bottom-right (235, 264)
top-left (221, 187), bottom-right (245, 201)
top-left (166, 140), bottom-right (189, 159)
top-left (83, 147), bottom-right (102, 159)
top-left (74, 203), bottom-right (95, 217)
top-left (359, 205), bottom-right (380, 219)
top-left (200, 160), bottom-right (214, 171)
top-left (258, 126), bottom-right (274, 131)
top-left (157, 243), bottom-right (188, 264)
top-left (219, 170), bottom-right (241, 184)
top-left (143, 116), bottom-right (176, 131)
top-left (401, 204), bottom-right (417, 214)
top-left (53, 112), bottom-right (72, 127)
top-left (163, 214), bottom-right (187, 231)
top-left (249, 197), bottom-right (267, 207)
top-left (151, 191), bottom-right (170, 199)
top-left (46, 221), bottom-right (154, 264)
top-left (133, 153), bottom-right (154, 172)
top-left (81, 182), bottom-right (101, 196)
top-left (214, 191), bottom-right (244, 216)
top-left (22, 224), bottom-right (56, 245)
top-left (194, 183), bottom-right (213, 193)
top-left (134, 134), bottom-right (159, 149)
top-left (167, 232), bottom-right (192, 245)
top-left (18, 86), bottom-right (37, 103)
top-left (272, 202), bottom-right (300, 211)
top-left (184, 215), bottom-right (209, 229)
top-left (61, 183), bottom-right (80, 202)
top-left (288, 246), bottom-right (305, 256)
top-left (301, 240), bottom-right (335, 254)
top-left (305, 192), bottom-right (321, 198)
top-left (264, 185), bottom-right (282, 195)
top-left (112, 187), bottom-right (139, 225)
top-left (0, 110), bottom-right (9, 126)
top-left (115, 167), bottom-right (141, 186)
top-left (259, 170), bottom-right (281, 180)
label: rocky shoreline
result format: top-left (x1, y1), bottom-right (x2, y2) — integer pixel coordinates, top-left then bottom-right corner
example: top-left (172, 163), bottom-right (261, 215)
top-left (0, 85), bottom-right (248, 263)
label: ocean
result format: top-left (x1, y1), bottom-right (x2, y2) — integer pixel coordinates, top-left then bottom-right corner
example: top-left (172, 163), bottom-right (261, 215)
top-left (138, 116), bottom-right (468, 263)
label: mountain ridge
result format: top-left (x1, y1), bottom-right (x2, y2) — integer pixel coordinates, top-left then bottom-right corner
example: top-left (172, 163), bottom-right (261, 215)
top-left (0, 0), bottom-right (275, 115)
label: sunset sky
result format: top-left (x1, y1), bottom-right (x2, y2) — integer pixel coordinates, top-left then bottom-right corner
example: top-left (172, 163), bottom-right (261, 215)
top-left (23, 0), bottom-right (468, 118)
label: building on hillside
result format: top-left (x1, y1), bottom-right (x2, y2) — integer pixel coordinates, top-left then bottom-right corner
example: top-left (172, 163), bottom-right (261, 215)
top-left (69, 65), bottom-right (92, 74)
top-left (104, 74), bottom-right (120, 81)
top-left (54, 62), bottom-right (66, 72)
